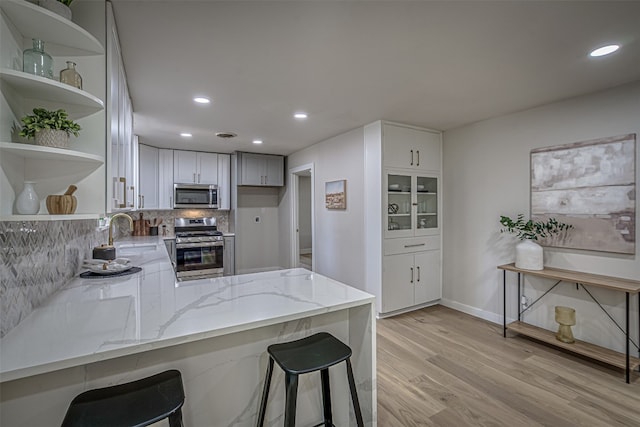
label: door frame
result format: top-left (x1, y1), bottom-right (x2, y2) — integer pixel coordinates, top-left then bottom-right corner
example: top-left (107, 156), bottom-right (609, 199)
top-left (289, 163), bottom-right (315, 271)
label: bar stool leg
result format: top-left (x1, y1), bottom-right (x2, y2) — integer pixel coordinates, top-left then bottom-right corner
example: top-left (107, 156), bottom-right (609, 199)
top-left (168, 408), bottom-right (184, 427)
top-left (320, 368), bottom-right (333, 426)
top-left (257, 357), bottom-right (274, 427)
top-left (345, 359), bottom-right (364, 427)
top-left (284, 373), bottom-right (299, 427)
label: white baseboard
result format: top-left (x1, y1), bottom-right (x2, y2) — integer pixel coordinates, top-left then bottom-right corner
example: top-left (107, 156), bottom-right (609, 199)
top-left (439, 298), bottom-right (515, 325)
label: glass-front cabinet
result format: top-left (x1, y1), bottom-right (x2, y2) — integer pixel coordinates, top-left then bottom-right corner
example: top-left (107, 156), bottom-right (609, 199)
top-left (385, 170), bottom-right (439, 238)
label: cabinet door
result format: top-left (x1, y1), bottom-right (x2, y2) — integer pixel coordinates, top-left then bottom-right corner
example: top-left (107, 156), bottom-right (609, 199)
top-left (217, 154), bottom-right (231, 209)
top-left (415, 174), bottom-right (439, 236)
top-left (239, 153), bottom-right (265, 186)
top-left (381, 254), bottom-right (415, 313)
top-left (383, 123), bottom-right (441, 171)
top-left (383, 124), bottom-right (423, 169)
top-left (158, 149), bottom-right (174, 209)
top-left (197, 152), bottom-right (218, 184)
top-left (265, 155), bottom-right (284, 186)
top-left (138, 144), bottom-right (159, 209)
top-left (385, 171), bottom-right (413, 239)
top-left (413, 250), bottom-right (441, 304)
top-left (414, 131), bottom-right (441, 171)
top-left (174, 150), bottom-right (197, 183)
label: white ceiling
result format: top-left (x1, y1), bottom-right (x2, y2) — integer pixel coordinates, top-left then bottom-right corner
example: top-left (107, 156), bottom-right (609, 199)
top-left (110, 0), bottom-right (640, 156)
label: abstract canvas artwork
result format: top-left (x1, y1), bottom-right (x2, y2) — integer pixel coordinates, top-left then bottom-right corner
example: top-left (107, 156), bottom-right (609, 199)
top-left (531, 134), bottom-right (636, 254)
top-left (325, 180), bottom-right (346, 209)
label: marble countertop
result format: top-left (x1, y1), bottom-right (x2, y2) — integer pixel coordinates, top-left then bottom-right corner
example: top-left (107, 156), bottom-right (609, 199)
top-left (0, 237), bottom-right (373, 383)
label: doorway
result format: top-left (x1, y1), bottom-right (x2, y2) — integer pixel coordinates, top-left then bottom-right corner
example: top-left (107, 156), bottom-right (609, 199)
top-left (290, 164), bottom-right (314, 271)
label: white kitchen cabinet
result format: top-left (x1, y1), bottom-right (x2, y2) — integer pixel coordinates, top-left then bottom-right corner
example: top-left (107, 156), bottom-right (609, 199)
top-left (383, 123), bottom-right (441, 171)
top-left (158, 149), bottom-right (174, 209)
top-left (217, 154), bottom-right (230, 209)
top-left (107, 2), bottom-right (134, 211)
top-left (0, 0), bottom-right (106, 219)
top-left (364, 120), bottom-right (442, 316)
top-left (138, 143), bottom-right (158, 209)
top-left (174, 150), bottom-right (218, 184)
top-left (237, 152), bottom-right (284, 186)
top-left (381, 250), bottom-right (441, 313)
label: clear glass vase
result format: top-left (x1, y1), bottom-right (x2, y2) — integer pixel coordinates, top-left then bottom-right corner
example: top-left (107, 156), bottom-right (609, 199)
top-left (60, 61), bottom-right (83, 89)
top-left (23, 39), bottom-right (53, 79)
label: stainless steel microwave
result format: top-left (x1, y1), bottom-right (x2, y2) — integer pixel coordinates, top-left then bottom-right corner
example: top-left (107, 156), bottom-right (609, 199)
top-left (173, 184), bottom-right (218, 209)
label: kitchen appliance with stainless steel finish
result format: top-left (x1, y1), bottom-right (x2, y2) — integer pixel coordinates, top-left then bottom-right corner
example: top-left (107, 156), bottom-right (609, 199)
top-left (174, 217), bottom-right (224, 280)
top-left (173, 184), bottom-right (218, 209)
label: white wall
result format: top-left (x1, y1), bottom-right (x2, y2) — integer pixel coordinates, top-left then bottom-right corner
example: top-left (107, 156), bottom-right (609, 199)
top-left (298, 175), bottom-right (312, 252)
top-left (282, 128), bottom-right (366, 290)
top-left (236, 186), bottom-right (281, 274)
top-left (442, 81), bottom-right (640, 353)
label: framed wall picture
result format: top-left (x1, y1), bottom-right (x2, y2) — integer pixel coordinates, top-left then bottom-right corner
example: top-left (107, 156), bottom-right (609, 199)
top-left (325, 179), bottom-right (346, 209)
top-left (531, 133), bottom-right (636, 254)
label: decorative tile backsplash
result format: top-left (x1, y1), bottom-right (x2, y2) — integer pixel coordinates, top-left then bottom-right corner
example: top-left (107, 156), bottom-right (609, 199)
top-left (0, 219), bottom-right (106, 337)
top-left (0, 210), bottom-right (229, 337)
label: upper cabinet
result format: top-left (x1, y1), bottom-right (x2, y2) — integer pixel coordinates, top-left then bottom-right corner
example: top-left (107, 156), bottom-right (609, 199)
top-left (237, 152), bottom-right (284, 186)
top-left (382, 123), bottom-right (441, 171)
top-left (106, 2), bottom-right (134, 212)
top-left (158, 149), bottom-right (174, 209)
top-left (174, 150), bottom-right (218, 185)
top-left (0, 0), bottom-right (107, 219)
top-left (217, 154), bottom-right (230, 209)
top-left (138, 143), bottom-right (159, 210)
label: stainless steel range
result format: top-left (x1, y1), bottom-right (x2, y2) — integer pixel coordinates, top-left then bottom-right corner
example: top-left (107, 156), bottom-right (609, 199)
top-left (174, 217), bottom-right (224, 280)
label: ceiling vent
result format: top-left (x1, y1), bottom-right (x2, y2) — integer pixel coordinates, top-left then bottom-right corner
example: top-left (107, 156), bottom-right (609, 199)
top-left (215, 132), bottom-right (237, 139)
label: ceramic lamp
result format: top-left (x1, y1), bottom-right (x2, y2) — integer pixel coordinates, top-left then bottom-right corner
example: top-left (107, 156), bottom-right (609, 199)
top-left (555, 306), bottom-right (576, 343)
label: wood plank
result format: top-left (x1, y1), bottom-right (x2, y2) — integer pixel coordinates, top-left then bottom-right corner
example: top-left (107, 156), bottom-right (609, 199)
top-left (498, 263), bottom-right (640, 293)
top-left (377, 305), bottom-right (640, 427)
top-left (507, 321), bottom-right (640, 370)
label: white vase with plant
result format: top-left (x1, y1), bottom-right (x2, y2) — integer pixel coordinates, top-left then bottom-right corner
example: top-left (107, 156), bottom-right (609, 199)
top-left (28, 0), bottom-right (74, 20)
top-left (499, 214), bottom-right (573, 270)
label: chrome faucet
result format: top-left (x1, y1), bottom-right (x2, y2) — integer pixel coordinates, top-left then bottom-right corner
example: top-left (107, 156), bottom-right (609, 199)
top-left (108, 213), bottom-right (134, 246)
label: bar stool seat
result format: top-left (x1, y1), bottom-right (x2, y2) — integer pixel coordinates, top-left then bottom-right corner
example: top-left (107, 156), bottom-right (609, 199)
top-left (257, 332), bottom-right (364, 427)
top-left (61, 369), bottom-right (185, 427)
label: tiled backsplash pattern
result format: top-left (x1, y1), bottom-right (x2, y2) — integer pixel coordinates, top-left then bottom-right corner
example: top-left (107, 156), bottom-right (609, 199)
top-left (1, 210), bottom-right (229, 337)
top-left (0, 219), bottom-right (106, 337)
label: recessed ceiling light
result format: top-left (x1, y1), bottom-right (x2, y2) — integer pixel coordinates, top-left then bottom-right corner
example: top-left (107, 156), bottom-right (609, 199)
top-left (589, 44), bottom-right (620, 57)
top-left (193, 97), bottom-right (211, 104)
top-left (253, 139), bottom-right (263, 144)
top-left (294, 112), bottom-right (308, 119)
top-left (180, 133), bottom-right (192, 137)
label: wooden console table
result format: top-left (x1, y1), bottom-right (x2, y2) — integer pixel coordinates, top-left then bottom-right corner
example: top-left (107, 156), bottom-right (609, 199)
top-left (498, 263), bottom-right (640, 383)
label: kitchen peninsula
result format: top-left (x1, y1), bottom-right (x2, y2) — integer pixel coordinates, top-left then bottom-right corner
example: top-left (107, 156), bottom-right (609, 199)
top-left (0, 237), bottom-right (376, 426)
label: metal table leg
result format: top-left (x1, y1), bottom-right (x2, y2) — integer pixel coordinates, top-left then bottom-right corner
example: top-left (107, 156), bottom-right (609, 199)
top-left (626, 292), bottom-right (629, 384)
top-left (503, 270), bottom-right (506, 338)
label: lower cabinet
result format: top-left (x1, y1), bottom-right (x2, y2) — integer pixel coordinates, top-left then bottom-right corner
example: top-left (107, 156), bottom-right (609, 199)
top-left (381, 250), bottom-right (441, 313)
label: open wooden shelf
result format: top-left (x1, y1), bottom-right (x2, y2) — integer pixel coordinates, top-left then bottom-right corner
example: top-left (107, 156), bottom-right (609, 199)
top-left (508, 321), bottom-right (640, 370)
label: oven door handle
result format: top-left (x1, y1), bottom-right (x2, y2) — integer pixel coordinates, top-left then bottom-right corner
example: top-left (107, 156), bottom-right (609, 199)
top-left (176, 241), bottom-right (224, 249)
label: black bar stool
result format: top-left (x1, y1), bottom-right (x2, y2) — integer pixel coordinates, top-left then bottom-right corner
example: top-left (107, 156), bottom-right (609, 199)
top-left (256, 332), bottom-right (364, 427)
top-left (61, 369), bottom-right (185, 427)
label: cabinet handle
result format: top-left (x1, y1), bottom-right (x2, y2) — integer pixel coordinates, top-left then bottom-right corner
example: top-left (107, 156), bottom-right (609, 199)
top-left (417, 150), bottom-right (420, 166)
top-left (142, 194), bottom-right (145, 208)
top-left (193, 173), bottom-right (196, 183)
top-left (198, 173), bottom-right (201, 183)
top-left (138, 194), bottom-right (141, 207)
top-left (129, 185), bottom-right (135, 208)
top-left (417, 266), bottom-right (421, 282)
top-left (410, 149), bottom-right (414, 166)
top-left (120, 177), bottom-right (127, 208)
top-left (404, 243), bottom-right (425, 248)
top-left (410, 267), bottom-right (414, 283)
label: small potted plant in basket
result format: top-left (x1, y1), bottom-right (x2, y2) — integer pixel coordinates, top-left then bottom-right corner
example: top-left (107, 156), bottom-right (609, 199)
top-left (500, 213), bottom-right (573, 270)
top-left (19, 108), bottom-right (81, 149)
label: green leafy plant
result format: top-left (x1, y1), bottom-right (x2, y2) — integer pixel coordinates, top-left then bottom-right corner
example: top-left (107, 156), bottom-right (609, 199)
top-left (19, 108), bottom-right (81, 139)
top-left (58, 0), bottom-right (74, 6)
top-left (500, 214), bottom-right (573, 241)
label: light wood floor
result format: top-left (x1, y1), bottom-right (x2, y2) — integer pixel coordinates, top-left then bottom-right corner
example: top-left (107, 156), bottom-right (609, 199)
top-left (376, 305), bottom-right (640, 426)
